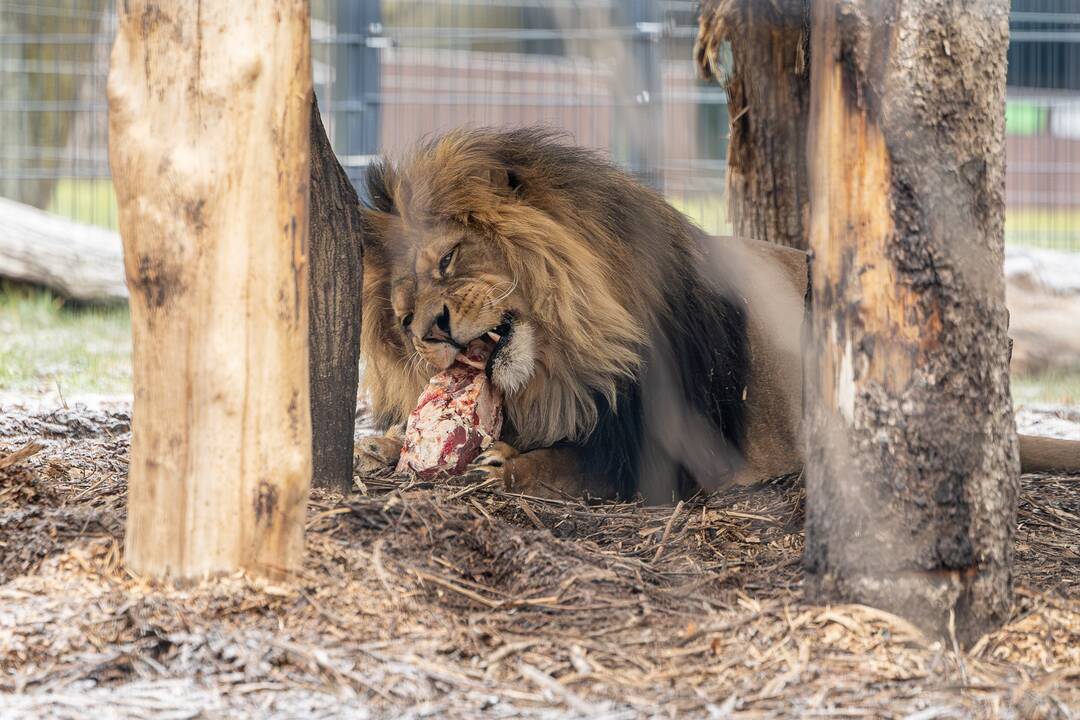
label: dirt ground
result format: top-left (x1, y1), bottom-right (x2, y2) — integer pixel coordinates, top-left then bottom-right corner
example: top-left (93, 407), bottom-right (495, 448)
top-left (1, 402), bottom-right (1077, 719)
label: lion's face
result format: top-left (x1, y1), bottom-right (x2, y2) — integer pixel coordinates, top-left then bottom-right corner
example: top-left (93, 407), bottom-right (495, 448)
top-left (382, 220), bottom-right (536, 394)
top-left (361, 129), bottom-right (651, 449)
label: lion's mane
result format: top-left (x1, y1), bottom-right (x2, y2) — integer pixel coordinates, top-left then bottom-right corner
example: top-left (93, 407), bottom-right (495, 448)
top-left (360, 128), bottom-right (751, 498)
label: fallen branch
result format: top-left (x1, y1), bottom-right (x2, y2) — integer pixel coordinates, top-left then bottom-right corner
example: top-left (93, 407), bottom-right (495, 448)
top-left (0, 440), bottom-right (44, 471)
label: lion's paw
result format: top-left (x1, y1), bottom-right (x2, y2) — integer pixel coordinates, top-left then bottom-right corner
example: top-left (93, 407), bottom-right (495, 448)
top-left (473, 441), bottom-right (519, 468)
top-left (354, 435), bottom-right (403, 475)
top-left (464, 442), bottom-right (520, 487)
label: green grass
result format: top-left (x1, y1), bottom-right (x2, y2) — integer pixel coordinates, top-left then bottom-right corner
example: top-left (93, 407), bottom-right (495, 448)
top-left (1005, 208), bottom-right (1080, 252)
top-left (0, 283), bottom-right (131, 396)
top-left (1012, 368), bottom-right (1080, 407)
top-left (1005, 101), bottom-right (1048, 136)
top-left (46, 178), bottom-right (119, 230)
top-left (667, 194), bottom-right (732, 236)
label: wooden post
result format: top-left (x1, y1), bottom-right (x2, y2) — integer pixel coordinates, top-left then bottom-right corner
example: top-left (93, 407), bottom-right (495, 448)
top-left (308, 95), bottom-right (363, 491)
top-left (804, 0), bottom-right (1019, 642)
top-left (108, 1), bottom-right (313, 579)
top-left (696, 0), bottom-right (811, 249)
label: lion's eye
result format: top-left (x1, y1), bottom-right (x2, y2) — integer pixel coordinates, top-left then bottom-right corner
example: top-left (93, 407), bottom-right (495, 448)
top-left (438, 245), bottom-right (458, 276)
top-left (401, 312), bottom-right (414, 330)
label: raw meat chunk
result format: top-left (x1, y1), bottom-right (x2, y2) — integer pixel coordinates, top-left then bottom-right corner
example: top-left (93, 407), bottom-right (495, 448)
top-left (396, 346), bottom-right (503, 477)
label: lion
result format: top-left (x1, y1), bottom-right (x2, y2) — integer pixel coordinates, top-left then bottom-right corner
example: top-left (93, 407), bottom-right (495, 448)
top-left (355, 128), bottom-right (1080, 501)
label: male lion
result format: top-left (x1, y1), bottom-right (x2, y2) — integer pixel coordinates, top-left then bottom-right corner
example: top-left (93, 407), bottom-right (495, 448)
top-left (355, 128), bottom-right (1079, 500)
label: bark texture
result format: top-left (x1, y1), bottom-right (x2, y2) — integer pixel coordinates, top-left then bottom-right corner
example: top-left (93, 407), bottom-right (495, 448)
top-left (108, 0), bottom-right (313, 579)
top-left (308, 95), bottom-right (364, 491)
top-left (803, 0), bottom-right (1019, 643)
top-left (0, 197), bottom-right (126, 304)
top-left (696, 0), bottom-right (811, 249)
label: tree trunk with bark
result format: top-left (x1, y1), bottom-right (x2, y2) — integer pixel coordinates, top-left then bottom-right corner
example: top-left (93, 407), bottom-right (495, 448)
top-left (803, 0), bottom-right (1019, 643)
top-left (108, 0), bottom-right (313, 580)
top-left (308, 95), bottom-right (364, 491)
top-left (696, 0), bottom-right (811, 249)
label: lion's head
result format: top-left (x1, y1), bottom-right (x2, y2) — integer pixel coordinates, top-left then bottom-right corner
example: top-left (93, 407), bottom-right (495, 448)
top-left (359, 128), bottom-right (687, 451)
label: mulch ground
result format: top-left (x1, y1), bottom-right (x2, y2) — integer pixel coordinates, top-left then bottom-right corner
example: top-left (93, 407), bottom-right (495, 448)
top-left (0, 404), bottom-right (1077, 719)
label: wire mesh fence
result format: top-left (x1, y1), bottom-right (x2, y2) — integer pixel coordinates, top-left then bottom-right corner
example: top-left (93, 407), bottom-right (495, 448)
top-left (2, 0), bottom-right (1079, 250)
top-left (0, 1), bottom-right (116, 228)
top-left (1006, 2), bottom-right (1080, 251)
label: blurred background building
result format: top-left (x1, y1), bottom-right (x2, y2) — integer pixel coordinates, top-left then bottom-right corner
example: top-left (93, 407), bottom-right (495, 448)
top-left (1, 0), bottom-right (1078, 249)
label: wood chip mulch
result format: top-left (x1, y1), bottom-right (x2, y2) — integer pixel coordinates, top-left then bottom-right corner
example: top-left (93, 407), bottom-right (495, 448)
top-left (0, 404), bottom-right (1077, 718)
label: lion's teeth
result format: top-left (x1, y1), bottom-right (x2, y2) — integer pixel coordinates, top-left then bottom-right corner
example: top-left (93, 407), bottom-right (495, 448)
top-left (487, 331), bottom-right (501, 342)
top-left (456, 354), bottom-right (486, 370)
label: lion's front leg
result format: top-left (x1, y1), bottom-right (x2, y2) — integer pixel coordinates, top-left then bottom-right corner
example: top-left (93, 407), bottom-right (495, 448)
top-left (354, 424), bottom-right (404, 475)
top-left (468, 442), bottom-right (617, 499)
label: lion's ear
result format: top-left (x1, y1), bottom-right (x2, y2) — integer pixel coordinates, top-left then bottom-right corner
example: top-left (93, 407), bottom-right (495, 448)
top-left (360, 204), bottom-right (405, 263)
top-left (359, 208), bottom-right (386, 258)
top-left (483, 166), bottom-right (523, 195)
top-left (364, 159), bottom-right (398, 215)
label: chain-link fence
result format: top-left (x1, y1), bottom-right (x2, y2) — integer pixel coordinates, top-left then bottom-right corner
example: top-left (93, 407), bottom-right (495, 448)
top-left (2, 1), bottom-right (1079, 250)
top-left (1007, 2), bottom-right (1080, 251)
top-left (0, 1), bottom-right (116, 227)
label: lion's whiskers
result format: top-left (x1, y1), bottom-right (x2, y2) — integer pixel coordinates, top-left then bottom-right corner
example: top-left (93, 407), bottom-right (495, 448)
top-left (483, 279), bottom-right (517, 308)
top-left (405, 349), bottom-right (425, 378)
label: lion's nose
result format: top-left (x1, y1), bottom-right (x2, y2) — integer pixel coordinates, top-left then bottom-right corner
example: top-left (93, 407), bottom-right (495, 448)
top-left (435, 305), bottom-right (452, 334)
top-left (422, 305), bottom-right (456, 345)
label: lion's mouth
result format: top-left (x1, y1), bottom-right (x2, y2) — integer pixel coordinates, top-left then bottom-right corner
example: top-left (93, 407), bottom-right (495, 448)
top-left (455, 315), bottom-right (515, 379)
top-left (451, 312), bottom-right (534, 395)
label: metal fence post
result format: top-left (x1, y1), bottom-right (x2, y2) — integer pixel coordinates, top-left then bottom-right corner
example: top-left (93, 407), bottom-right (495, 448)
top-left (333, 0), bottom-right (382, 192)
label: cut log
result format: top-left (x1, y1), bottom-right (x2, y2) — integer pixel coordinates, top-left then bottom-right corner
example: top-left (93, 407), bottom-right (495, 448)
top-left (108, 0), bottom-right (313, 580)
top-left (308, 95), bottom-right (364, 491)
top-left (0, 197), bottom-right (126, 303)
top-left (803, 0), bottom-right (1018, 643)
top-left (1019, 434), bottom-right (1080, 474)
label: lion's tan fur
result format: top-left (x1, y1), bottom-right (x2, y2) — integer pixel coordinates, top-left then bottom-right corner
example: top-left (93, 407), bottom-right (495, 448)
top-left (361, 129), bottom-right (684, 450)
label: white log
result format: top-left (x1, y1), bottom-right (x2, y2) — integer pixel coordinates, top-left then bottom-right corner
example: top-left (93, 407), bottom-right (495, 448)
top-left (0, 197), bottom-right (126, 303)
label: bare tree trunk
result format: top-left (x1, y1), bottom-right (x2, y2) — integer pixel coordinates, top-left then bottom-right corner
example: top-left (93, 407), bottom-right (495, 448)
top-left (696, 0), bottom-right (810, 249)
top-left (803, 0), bottom-right (1018, 643)
top-left (108, 0), bottom-right (313, 580)
top-left (308, 95), bottom-right (363, 492)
